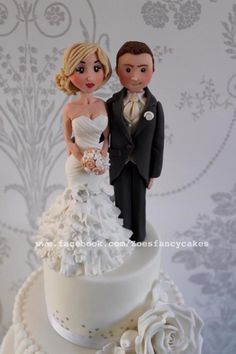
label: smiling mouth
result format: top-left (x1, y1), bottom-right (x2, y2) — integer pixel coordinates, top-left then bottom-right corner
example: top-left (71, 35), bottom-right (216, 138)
top-left (86, 83), bottom-right (95, 88)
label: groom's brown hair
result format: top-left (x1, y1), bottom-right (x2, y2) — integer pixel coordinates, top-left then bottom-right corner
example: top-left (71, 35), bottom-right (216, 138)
top-left (116, 41), bottom-right (155, 71)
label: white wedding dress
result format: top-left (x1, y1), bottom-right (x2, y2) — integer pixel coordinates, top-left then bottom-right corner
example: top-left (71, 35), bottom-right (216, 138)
top-left (35, 115), bottom-right (133, 276)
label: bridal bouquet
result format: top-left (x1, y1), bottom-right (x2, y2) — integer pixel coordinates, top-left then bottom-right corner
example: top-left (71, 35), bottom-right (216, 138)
top-left (81, 148), bottom-right (110, 175)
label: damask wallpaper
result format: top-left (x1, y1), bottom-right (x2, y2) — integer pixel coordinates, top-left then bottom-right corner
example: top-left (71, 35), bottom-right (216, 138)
top-left (0, 1), bottom-right (236, 353)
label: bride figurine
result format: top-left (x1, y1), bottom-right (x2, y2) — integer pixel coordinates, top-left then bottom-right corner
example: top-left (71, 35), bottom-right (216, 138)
top-left (35, 42), bottom-right (133, 276)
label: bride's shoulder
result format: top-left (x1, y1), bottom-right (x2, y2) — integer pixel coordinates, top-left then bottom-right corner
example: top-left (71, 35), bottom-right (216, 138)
top-left (63, 100), bottom-right (80, 117)
top-left (93, 97), bottom-right (106, 109)
top-left (93, 97), bottom-right (105, 104)
top-left (65, 100), bottom-right (79, 110)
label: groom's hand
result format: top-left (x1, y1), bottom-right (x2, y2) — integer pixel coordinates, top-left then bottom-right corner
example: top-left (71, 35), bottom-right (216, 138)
top-left (147, 178), bottom-right (154, 189)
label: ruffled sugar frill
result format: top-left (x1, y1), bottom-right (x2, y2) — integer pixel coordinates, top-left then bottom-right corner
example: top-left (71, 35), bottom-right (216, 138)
top-left (34, 182), bottom-right (133, 276)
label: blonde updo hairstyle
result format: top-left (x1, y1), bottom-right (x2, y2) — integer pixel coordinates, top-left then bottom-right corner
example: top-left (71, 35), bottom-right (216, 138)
top-left (55, 42), bottom-right (112, 95)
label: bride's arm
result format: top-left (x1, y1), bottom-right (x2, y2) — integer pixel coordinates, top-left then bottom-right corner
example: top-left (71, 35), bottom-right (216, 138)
top-left (63, 106), bottom-right (83, 161)
top-left (100, 125), bottom-right (109, 156)
top-left (99, 99), bottom-right (109, 156)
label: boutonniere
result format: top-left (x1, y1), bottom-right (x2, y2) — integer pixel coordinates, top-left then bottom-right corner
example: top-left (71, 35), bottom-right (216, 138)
top-left (144, 111), bottom-right (154, 121)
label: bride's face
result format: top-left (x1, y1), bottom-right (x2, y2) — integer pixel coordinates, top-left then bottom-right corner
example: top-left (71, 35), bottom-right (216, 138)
top-left (69, 53), bottom-right (105, 93)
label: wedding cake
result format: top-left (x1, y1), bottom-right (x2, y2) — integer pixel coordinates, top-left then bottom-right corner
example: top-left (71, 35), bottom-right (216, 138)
top-left (1, 220), bottom-right (203, 354)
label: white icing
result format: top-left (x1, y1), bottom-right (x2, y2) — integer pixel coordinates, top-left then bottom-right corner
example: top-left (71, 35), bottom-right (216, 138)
top-left (1, 267), bottom-right (194, 354)
top-left (35, 183), bottom-right (133, 276)
top-left (43, 223), bottom-right (161, 348)
top-left (34, 113), bottom-right (134, 277)
top-left (151, 278), bottom-right (184, 308)
top-left (13, 268), bottom-right (46, 354)
top-left (120, 330), bottom-right (138, 353)
top-left (95, 275), bottom-right (193, 354)
top-left (96, 342), bottom-right (125, 354)
top-left (72, 115), bottom-right (107, 151)
top-left (135, 303), bottom-right (203, 354)
top-left (47, 310), bottom-right (119, 349)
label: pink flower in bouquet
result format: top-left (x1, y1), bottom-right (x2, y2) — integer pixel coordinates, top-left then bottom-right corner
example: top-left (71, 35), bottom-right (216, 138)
top-left (82, 158), bottom-right (96, 172)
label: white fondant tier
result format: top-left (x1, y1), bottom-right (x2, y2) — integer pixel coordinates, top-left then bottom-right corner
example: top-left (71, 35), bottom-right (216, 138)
top-left (0, 268), bottom-right (184, 354)
top-left (0, 326), bottom-right (14, 354)
top-left (43, 223), bottom-right (161, 349)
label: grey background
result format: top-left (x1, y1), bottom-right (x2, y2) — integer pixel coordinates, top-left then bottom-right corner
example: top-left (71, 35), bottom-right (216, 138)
top-left (0, 1), bottom-right (236, 353)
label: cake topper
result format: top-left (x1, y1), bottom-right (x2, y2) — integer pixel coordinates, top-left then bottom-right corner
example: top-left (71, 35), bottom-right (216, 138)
top-left (35, 42), bottom-right (133, 277)
top-left (55, 42), bottom-right (112, 173)
top-left (107, 41), bottom-right (165, 242)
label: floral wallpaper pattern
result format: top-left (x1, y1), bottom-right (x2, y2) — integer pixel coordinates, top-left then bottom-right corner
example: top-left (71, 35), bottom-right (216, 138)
top-left (0, 44), bottom-right (66, 228)
top-left (0, 1), bottom-right (235, 353)
top-left (172, 183), bottom-right (236, 354)
top-left (141, 0), bottom-right (202, 30)
top-left (223, 4), bottom-right (236, 60)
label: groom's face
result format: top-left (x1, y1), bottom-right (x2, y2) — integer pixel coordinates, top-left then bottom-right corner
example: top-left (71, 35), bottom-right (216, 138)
top-left (116, 53), bottom-right (154, 93)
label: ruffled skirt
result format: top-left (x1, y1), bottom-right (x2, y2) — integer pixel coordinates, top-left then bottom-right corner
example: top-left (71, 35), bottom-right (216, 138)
top-left (35, 158), bottom-right (133, 276)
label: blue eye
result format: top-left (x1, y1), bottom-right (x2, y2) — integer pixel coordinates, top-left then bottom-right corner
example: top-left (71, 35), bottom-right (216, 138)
top-left (76, 66), bottom-right (85, 73)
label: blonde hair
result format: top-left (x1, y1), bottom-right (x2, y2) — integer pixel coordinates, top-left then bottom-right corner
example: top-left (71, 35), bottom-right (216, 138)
top-left (55, 42), bottom-right (112, 95)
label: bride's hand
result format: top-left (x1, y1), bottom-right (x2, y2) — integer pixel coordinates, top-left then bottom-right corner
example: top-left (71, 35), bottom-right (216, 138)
top-left (66, 141), bottom-right (83, 161)
top-left (100, 147), bottom-right (108, 156)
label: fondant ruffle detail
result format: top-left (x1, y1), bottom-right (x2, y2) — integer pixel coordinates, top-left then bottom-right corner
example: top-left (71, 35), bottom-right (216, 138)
top-left (35, 183), bottom-right (133, 276)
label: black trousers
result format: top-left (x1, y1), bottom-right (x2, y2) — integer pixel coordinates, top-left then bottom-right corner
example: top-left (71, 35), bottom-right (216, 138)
top-left (113, 161), bottom-right (146, 242)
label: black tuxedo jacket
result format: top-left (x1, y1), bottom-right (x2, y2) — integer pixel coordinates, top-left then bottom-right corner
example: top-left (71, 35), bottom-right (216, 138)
top-left (107, 87), bottom-right (164, 185)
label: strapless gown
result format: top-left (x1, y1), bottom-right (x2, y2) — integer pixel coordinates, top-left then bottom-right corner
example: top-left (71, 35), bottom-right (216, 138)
top-left (35, 115), bottom-right (133, 276)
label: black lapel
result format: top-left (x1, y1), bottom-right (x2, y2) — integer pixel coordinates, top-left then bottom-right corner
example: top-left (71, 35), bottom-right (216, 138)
top-left (133, 87), bottom-right (157, 137)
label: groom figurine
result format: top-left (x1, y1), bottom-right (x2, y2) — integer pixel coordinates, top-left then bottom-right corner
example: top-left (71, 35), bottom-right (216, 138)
top-left (107, 41), bottom-right (165, 242)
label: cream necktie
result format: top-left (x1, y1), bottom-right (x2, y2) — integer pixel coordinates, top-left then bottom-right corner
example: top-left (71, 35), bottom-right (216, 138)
top-left (123, 93), bottom-right (142, 124)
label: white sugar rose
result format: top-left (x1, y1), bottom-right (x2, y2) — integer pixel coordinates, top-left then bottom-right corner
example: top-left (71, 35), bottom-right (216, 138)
top-left (135, 303), bottom-right (203, 354)
top-left (120, 330), bottom-right (138, 353)
top-left (96, 342), bottom-right (125, 354)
